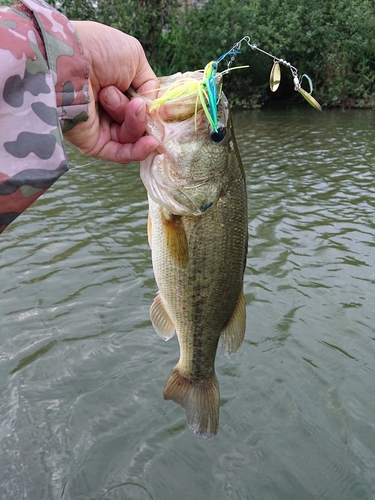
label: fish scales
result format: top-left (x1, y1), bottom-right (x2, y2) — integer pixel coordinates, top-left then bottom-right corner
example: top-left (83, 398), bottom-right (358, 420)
top-left (138, 72), bottom-right (248, 438)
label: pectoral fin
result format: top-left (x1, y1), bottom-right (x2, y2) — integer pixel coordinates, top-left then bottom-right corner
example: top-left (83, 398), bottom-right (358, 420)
top-left (147, 211), bottom-right (152, 249)
top-left (161, 210), bottom-right (188, 267)
top-left (219, 290), bottom-right (246, 358)
top-left (150, 292), bottom-right (175, 341)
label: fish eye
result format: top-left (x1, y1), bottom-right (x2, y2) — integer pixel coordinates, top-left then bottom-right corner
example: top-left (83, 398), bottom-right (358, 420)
top-left (210, 126), bottom-right (227, 144)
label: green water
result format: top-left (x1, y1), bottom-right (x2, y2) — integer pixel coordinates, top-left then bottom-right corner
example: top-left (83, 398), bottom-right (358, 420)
top-left (1, 108), bottom-right (375, 500)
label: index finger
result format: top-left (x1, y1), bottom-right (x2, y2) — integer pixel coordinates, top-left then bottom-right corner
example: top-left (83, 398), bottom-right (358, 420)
top-left (135, 78), bottom-right (160, 102)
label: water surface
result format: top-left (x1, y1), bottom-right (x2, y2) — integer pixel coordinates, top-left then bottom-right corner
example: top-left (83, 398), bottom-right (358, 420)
top-left (1, 108), bottom-right (375, 499)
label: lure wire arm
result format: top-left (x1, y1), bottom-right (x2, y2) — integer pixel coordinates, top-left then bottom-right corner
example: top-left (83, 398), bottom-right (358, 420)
top-left (227, 36), bottom-right (299, 87)
top-left (222, 35), bottom-right (321, 110)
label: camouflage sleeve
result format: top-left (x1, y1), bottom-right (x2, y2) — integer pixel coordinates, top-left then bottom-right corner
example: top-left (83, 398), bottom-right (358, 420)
top-left (0, 0), bottom-right (90, 234)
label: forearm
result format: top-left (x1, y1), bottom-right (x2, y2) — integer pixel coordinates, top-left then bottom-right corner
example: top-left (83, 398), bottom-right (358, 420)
top-left (0, 0), bottom-right (89, 233)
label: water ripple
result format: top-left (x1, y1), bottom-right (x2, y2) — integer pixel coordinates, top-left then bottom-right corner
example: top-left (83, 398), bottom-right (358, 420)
top-left (1, 109), bottom-right (375, 499)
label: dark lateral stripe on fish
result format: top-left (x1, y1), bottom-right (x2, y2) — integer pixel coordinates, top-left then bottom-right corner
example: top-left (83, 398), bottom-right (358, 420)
top-left (163, 367), bottom-right (219, 438)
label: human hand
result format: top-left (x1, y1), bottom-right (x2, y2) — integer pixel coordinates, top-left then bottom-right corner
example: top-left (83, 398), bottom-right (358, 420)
top-left (64, 21), bottom-right (159, 163)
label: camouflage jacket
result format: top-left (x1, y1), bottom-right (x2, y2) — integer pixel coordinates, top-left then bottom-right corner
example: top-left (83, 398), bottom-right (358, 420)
top-left (0, 0), bottom-right (89, 234)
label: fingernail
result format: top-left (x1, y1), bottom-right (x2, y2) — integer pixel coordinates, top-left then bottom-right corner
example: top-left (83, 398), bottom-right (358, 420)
top-left (104, 86), bottom-right (121, 108)
top-left (135, 102), bottom-right (146, 122)
top-left (146, 144), bottom-right (164, 158)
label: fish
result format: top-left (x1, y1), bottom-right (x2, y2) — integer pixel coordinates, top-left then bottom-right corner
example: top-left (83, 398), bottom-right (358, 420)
top-left (137, 70), bottom-right (248, 438)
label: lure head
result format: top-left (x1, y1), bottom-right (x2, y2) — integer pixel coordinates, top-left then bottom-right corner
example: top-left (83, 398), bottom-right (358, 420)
top-left (149, 65), bottom-right (223, 133)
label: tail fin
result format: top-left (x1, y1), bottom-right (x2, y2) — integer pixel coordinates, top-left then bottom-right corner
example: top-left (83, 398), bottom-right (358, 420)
top-left (163, 367), bottom-right (219, 439)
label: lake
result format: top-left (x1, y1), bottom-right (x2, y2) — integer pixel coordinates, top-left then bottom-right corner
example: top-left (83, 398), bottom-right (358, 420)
top-left (0, 107), bottom-right (374, 500)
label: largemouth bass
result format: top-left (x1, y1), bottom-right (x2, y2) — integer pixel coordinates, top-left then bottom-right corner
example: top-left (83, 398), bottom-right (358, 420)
top-left (138, 71), bottom-right (248, 438)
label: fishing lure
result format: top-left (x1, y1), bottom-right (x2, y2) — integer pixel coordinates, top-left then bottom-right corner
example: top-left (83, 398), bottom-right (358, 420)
top-left (149, 36), bottom-right (321, 133)
top-left (199, 50), bottom-right (242, 132)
